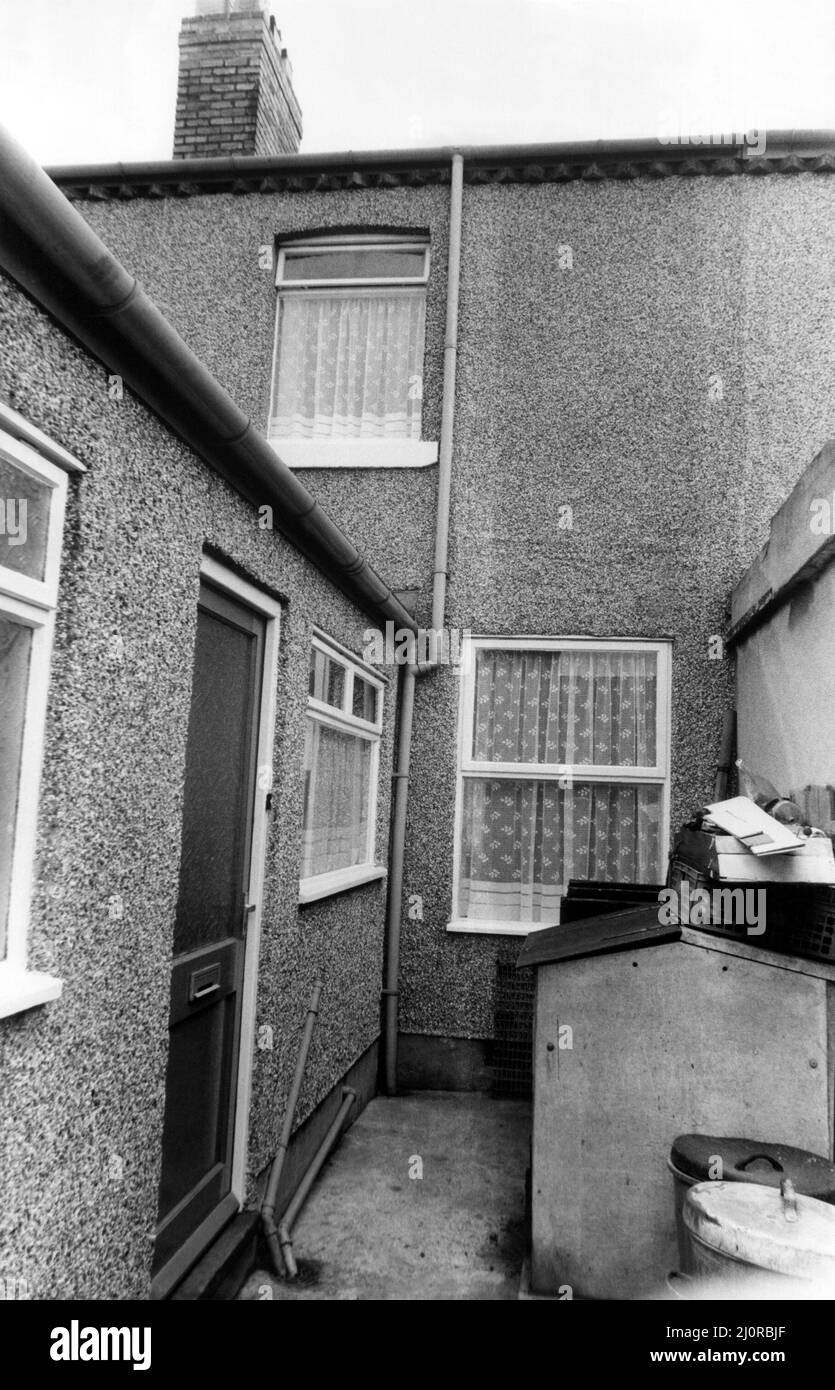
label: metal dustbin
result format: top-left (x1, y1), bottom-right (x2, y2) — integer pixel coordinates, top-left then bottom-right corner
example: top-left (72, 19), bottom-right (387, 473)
top-left (669, 1135), bottom-right (835, 1274)
top-left (684, 1181), bottom-right (835, 1291)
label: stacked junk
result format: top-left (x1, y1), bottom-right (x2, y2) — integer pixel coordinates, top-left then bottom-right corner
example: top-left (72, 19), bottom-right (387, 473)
top-left (665, 756), bottom-right (835, 1297)
top-left (519, 735), bottom-right (835, 1299)
top-left (668, 757), bottom-right (835, 960)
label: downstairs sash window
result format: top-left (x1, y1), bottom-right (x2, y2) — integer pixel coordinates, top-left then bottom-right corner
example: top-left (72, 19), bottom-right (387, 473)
top-left (452, 639), bottom-right (671, 933)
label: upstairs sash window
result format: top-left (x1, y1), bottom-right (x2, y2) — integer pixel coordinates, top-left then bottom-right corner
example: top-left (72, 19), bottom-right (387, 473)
top-left (270, 238), bottom-right (429, 443)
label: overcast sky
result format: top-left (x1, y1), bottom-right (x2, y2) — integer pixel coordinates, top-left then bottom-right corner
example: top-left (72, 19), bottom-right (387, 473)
top-left (0, 0), bottom-right (833, 167)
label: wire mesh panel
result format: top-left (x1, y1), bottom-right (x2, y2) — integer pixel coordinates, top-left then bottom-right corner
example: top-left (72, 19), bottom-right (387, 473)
top-left (492, 946), bottom-right (535, 1098)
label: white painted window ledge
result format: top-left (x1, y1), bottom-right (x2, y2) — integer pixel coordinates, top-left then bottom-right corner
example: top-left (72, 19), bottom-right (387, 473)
top-left (0, 966), bottom-right (63, 1019)
top-left (299, 864), bottom-right (387, 905)
top-left (269, 440), bottom-right (439, 470)
top-left (446, 919), bottom-right (548, 937)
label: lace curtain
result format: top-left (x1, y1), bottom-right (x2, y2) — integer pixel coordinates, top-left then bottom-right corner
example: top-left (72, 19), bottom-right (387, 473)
top-left (459, 649), bottom-right (662, 924)
top-left (0, 615), bottom-right (32, 957)
top-left (302, 720), bottom-right (371, 878)
top-left (270, 292), bottom-right (425, 440)
top-left (471, 648), bottom-right (657, 766)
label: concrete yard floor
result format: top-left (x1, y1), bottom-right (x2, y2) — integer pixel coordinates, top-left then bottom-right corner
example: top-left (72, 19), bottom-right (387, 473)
top-left (239, 1091), bottom-right (531, 1301)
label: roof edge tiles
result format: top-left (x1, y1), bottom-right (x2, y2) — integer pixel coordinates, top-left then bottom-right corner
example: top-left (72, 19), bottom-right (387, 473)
top-left (47, 131), bottom-right (835, 199)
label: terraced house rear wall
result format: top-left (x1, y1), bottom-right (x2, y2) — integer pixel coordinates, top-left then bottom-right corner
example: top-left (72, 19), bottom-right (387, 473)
top-left (0, 275), bottom-right (395, 1299)
top-left (71, 168), bottom-right (835, 1043)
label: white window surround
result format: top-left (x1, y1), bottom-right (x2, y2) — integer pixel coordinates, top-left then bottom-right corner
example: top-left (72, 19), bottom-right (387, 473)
top-left (269, 234), bottom-right (436, 470)
top-left (270, 439), bottom-right (439, 470)
top-left (0, 401), bottom-right (88, 478)
top-left (0, 422), bottom-right (83, 1019)
top-left (299, 864), bottom-right (387, 905)
top-left (299, 631), bottom-right (386, 905)
top-left (448, 635), bottom-right (672, 937)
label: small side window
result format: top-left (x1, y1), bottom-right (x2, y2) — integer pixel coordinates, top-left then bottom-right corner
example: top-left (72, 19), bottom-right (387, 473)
top-left (300, 635), bottom-right (385, 903)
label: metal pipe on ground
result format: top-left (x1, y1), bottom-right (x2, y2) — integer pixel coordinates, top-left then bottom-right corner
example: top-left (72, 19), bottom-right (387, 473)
top-left (261, 979), bottom-right (323, 1278)
top-left (278, 1086), bottom-right (357, 1280)
top-left (382, 151), bottom-right (464, 1096)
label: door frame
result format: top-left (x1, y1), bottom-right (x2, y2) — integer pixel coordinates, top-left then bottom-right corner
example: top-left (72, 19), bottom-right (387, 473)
top-left (198, 555), bottom-right (282, 1212)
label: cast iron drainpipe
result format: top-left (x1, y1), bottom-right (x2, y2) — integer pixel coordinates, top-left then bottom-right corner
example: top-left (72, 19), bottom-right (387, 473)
top-left (382, 151), bottom-right (464, 1096)
top-left (261, 979), bottom-right (323, 1277)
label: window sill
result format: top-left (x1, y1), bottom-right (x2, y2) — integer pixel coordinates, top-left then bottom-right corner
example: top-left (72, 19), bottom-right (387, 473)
top-left (0, 966), bottom-right (63, 1019)
top-left (446, 919), bottom-right (551, 937)
top-left (299, 864), bottom-right (387, 905)
top-left (269, 440), bottom-right (439, 470)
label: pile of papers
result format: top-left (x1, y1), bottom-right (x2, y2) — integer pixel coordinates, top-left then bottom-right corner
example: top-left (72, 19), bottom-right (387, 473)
top-left (703, 797), bottom-right (806, 856)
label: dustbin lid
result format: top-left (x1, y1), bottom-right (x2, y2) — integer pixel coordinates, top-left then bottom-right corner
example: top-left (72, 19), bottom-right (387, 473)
top-left (684, 1181), bottom-right (835, 1281)
top-left (670, 1134), bottom-right (835, 1200)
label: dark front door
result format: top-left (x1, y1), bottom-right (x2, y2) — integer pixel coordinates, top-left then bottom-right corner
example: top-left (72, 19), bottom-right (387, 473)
top-left (153, 580), bottom-right (265, 1291)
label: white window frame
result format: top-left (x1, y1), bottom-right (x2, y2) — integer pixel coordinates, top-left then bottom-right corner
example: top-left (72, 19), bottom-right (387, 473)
top-left (0, 424), bottom-right (84, 1017)
top-left (276, 236), bottom-right (430, 288)
top-left (299, 631), bottom-right (386, 904)
top-left (449, 635), bottom-right (672, 936)
top-left (269, 234), bottom-right (438, 470)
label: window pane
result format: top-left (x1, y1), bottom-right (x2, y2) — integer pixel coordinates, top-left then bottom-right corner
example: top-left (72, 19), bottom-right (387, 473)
top-left (352, 675), bottom-right (378, 723)
top-left (270, 292), bottom-right (425, 440)
top-left (283, 248), bottom-right (425, 282)
top-left (173, 600), bottom-right (261, 955)
top-left (302, 720), bottom-right (371, 877)
top-left (309, 646), bottom-right (326, 699)
top-left (309, 647), bottom-right (344, 709)
top-left (457, 779), bottom-right (663, 925)
top-left (327, 661), bottom-right (345, 710)
top-left (0, 456), bottom-right (52, 582)
top-left (0, 615), bottom-right (33, 958)
top-left (472, 649), bottom-right (657, 766)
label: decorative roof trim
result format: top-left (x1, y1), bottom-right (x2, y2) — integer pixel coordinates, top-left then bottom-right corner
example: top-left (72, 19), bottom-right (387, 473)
top-left (47, 132), bottom-right (835, 201)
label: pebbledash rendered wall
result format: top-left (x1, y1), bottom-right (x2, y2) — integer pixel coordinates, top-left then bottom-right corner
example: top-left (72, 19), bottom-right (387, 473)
top-left (0, 275), bottom-right (395, 1298)
top-left (67, 163), bottom-right (835, 1059)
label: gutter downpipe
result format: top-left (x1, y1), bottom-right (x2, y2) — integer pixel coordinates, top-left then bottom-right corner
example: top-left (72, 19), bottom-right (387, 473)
top-left (261, 979), bottom-right (323, 1277)
top-left (382, 151), bottom-right (464, 1096)
top-left (0, 122), bottom-right (417, 637)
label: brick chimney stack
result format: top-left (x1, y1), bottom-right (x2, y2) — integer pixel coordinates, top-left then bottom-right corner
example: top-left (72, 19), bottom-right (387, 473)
top-left (173, 1), bottom-right (302, 159)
